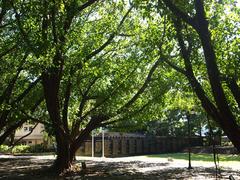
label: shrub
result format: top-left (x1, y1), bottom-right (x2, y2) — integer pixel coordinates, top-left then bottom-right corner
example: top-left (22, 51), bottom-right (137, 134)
top-left (12, 145), bottom-right (31, 153)
top-left (29, 144), bottom-right (45, 153)
top-left (1, 144), bottom-right (54, 154)
top-left (0, 145), bottom-right (10, 153)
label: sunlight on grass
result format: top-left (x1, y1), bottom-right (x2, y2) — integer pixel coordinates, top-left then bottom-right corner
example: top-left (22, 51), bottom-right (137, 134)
top-left (147, 153), bottom-right (240, 162)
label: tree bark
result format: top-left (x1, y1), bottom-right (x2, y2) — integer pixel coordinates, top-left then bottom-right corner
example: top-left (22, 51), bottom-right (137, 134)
top-left (42, 67), bottom-right (73, 173)
top-left (53, 134), bottom-right (72, 174)
top-left (53, 118), bottom-right (101, 173)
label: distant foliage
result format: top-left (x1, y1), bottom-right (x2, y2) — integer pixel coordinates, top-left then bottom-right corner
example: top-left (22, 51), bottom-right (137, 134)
top-left (0, 145), bottom-right (10, 153)
top-left (12, 145), bottom-right (31, 153)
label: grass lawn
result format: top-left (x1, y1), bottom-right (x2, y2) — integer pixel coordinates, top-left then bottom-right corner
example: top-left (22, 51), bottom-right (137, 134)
top-left (13, 152), bottom-right (55, 156)
top-left (147, 153), bottom-right (240, 162)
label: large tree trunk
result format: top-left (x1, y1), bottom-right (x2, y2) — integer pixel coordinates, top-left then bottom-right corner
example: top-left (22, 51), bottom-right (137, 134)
top-left (193, 1), bottom-right (240, 151)
top-left (187, 72), bottom-right (240, 151)
top-left (54, 127), bottom-right (94, 173)
top-left (53, 133), bottom-right (72, 173)
top-left (42, 67), bottom-right (73, 173)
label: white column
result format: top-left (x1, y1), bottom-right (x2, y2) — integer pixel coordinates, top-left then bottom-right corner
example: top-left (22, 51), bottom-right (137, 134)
top-left (102, 128), bottom-right (105, 158)
top-left (92, 132), bottom-right (94, 157)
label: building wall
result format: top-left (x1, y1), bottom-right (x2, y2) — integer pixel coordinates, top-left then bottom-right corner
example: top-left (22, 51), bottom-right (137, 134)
top-left (15, 123), bottom-right (45, 146)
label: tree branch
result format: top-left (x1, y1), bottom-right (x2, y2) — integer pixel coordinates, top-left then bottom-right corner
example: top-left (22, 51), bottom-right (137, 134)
top-left (80, 63), bottom-right (141, 120)
top-left (0, 0), bottom-right (8, 25)
top-left (163, 58), bottom-right (187, 75)
top-left (72, 77), bottom-right (99, 137)
top-left (0, 45), bottom-right (17, 59)
top-left (0, 118), bottom-right (27, 145)
top-left (172, 17), bottom-right (223, 125)
top-left (85, 6), bottom-right (133, 61)
top-left (11, 2), bottom-right (34, 52)
top-left (225, 77), bottom-right (240, 109)
top-left (0, 96), bottom-right (44, 144)
top-left (11, 76), bottom-right (42, 105)
top-left (62, 77), bottom-right (71, 135)
top-left (63, 0), bottom-right (99, 33)
top-left (0, 54), bottom-right (28, 105)
top-left (11, 123), bottom-right (39, 147)
top-left (162, 0), bottom-right (196, 27)
top-left (100, 97), bottom-right (153, 127)
top-left (118, 57), bottom-right (162, 111)
top-left (51, 1), bottom-right (58, 44)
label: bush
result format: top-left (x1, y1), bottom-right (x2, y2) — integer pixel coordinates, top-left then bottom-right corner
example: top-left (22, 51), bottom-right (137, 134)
top-left (0, 145), bottom-right (10, 153)
top-left (29, 144), bottom-right (45, 153)
top-left (1, 144), bottom-right (53, 154)
top-left (12, 145), bottom-right (31, 153)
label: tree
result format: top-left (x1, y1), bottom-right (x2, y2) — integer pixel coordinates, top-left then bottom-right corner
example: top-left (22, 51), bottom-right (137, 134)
top-left (159, 0), bottom-right (240, 151)
top-left (10, 0), bottom-right (170, 173)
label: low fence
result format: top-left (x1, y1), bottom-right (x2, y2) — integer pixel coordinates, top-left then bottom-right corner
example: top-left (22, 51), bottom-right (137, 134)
top-left (76, 136), bottom-right (203, 157)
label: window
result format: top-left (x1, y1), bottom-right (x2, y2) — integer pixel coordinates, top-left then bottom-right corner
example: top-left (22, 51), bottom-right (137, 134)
top-left (24, 127), bottom-right (28, 132)
top-left (29, 126), bottom-right (33, 131)
top-left (28, 141), bottom-right (32, 144)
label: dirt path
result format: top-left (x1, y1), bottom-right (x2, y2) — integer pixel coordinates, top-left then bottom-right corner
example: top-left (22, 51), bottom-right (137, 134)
top-left (0, 155), bottom-right (239, 179)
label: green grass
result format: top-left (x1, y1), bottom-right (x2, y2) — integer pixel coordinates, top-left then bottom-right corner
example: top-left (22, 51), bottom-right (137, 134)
top-left (14, 152), bottom-right (55, 156)
top-left (147, 153), bottom-right (240, 162)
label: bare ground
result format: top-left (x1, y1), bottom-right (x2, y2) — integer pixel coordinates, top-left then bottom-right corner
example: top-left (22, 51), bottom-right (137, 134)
top-left (0, 155), bottom-right (239, 179)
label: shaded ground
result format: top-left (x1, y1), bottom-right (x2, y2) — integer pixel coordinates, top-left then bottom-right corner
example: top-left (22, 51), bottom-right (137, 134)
top-left (0, 155), bottom-right (239, 179)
